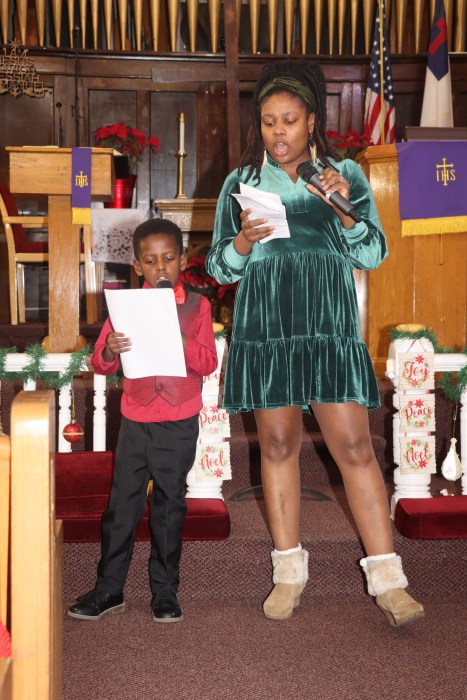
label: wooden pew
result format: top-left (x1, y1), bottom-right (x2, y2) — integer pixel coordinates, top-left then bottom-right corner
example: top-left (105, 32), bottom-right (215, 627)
top-left (0, 391), bottom-right (62, 700)
top-left (0, 428), bottom-right (12, 697)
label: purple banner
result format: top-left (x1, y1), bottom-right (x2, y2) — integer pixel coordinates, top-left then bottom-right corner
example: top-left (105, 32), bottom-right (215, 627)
top-left (396, 141), bottom-right (467, 220)
top-left (71, 147), bottom-right (92, 209)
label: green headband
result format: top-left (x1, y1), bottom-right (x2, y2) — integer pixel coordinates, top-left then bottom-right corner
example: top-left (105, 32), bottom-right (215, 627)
top-left (257, 77), bottom-right (317, 113)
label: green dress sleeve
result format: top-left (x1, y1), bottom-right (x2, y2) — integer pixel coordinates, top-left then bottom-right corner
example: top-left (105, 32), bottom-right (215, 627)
top-left (205, 170), bottom-right (249, 284)
top-left (334, 159), bottom-right (388, 271)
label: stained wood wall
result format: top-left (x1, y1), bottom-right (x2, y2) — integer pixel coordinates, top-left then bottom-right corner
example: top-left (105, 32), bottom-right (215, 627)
top-left (0, 1), bottom-right (466, 356)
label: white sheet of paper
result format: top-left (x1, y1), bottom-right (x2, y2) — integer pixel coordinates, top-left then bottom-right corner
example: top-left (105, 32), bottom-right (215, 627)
top-left (231, 182), bottom-right (291, 243)
top-left (104, 289), bottom-right (187, 379)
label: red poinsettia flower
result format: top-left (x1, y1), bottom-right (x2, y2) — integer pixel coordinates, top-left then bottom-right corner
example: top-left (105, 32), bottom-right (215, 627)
top-left (326, 129), bottom-right (371, 159)
top-left (94, 122), bottom-right (160, 174)
top-left (179, 254), bottom-right (238, 303)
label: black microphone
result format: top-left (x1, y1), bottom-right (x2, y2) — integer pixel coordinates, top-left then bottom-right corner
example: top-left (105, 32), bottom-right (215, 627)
top-left (297, 163), bottom-right (362, 223)
top-left (156, 280), bottom-right (173, 289)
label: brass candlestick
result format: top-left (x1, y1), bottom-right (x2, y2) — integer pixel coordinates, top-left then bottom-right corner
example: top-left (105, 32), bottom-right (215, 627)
top-left (176, 151), bottom-right (187, 199)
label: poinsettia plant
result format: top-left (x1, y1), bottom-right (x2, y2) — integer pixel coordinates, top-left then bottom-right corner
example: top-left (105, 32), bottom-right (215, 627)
top-left (179, 255), bottom-right (238, 302)
top-left (326, 129), bottom-right (371, 159)
top-left (94, 123), bottom-right (160, 174)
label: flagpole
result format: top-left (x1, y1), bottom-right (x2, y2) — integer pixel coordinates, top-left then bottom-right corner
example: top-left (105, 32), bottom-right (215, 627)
top-left (379, 0), bottom-right (385, 143)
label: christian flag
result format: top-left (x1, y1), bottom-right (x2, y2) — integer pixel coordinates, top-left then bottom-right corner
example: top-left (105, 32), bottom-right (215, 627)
top-left (363, 2), bottom-right (395, 145)
top-left (420, 0), bottom-right (453, 127)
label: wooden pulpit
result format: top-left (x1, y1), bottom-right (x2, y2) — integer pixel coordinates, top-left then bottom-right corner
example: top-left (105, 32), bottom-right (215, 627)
top-left (6, 146), bottom-right (114, 352)
top-left (356, 145), bottom-right (467, 376)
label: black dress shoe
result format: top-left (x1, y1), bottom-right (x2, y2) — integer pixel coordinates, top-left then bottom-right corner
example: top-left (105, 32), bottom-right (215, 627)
top-left (67, 590), bottom-right (125, 620)
top-left (75, 588), bottom-right (97, 603)
top-left (152, 596), bottom-right (183, 623)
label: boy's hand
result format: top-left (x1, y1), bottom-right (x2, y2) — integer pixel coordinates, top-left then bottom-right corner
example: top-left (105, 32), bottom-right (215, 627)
top-left (103, 331), bottom-right (132, 361)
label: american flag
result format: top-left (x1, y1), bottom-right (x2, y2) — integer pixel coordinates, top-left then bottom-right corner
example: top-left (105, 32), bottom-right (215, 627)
top-left (420, 0), bottom-right (453, 127)
top-left (363, 3), bottom-right (396, 145)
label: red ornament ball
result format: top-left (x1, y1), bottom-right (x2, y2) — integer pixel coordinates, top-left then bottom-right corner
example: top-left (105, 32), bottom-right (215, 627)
top-left (62, 420), bottom-right (84, 443)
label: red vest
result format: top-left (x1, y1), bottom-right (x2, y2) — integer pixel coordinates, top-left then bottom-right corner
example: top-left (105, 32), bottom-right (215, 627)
top-left (124, 292), bottom-right (203, 407)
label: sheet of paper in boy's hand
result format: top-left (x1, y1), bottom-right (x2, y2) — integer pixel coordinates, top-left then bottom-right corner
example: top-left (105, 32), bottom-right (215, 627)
top-left (231, 182), bottom-right (290, 243)
top-left (104, 288), bottom-right (187, 378)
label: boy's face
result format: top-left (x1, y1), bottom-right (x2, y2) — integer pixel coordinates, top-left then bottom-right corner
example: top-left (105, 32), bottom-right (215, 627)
top-left (133, 233), bottom-right (186, 288)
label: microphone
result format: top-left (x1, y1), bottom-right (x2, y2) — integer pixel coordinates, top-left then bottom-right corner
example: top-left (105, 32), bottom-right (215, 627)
top-left (156, 280), bottom-right (173, 289)
top-left (297, 163), bottom-right (362, 223)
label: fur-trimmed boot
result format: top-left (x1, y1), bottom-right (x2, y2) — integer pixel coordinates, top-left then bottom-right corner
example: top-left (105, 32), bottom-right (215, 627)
top-left (263, 547), bottom-right (309, 620)
top-left (360, 553), bottom-right (424, 627)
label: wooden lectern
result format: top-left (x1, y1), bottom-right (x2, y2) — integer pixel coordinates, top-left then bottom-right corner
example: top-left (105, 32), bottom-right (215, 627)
top-left (357, 145), bottom-right (467, 376)
top-left (6, 146), bottom-right (114, 352)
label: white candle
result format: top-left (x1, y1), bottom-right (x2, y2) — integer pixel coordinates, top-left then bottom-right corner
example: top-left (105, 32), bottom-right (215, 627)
top-left (179, 113), bottom-right (185, 153)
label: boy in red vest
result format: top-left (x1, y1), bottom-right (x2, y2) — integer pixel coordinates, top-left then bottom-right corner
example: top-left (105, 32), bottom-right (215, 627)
top-left (68, 218), bottom-right (217, 623)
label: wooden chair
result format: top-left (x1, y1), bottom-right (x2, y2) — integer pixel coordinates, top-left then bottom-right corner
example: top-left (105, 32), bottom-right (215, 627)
top-left (0, 182), bottom-right (99, 325)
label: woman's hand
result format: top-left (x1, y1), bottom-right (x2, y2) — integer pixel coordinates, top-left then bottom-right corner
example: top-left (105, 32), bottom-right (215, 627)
top-left (103, 331), bottom-right (132, 362)
top-left (305, 167), bottom-right (354, 227)
top-left (233, 207), bottom-right (275, 255)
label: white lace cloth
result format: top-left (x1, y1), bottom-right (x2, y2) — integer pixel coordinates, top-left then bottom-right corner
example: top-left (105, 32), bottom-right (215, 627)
top-left (91, 208), bottom-right (146, 264)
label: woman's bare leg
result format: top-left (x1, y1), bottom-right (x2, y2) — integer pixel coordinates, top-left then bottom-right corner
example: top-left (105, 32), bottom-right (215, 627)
top-left (255, 406), bottom-right (309, 619)
top-left (310, 401), bottom-right (393, 555)
top-left (254, 405), bottom-right (303, 550)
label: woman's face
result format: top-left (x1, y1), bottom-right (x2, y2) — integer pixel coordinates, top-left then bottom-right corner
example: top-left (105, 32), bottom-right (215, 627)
top-left (260, 91), bottom-right (315, 180)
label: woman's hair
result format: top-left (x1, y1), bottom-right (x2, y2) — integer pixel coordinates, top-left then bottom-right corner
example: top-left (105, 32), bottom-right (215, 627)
top-left (239, 59), bottom-right (334, 183)
top-left (133, 218), bottom-right (184, 258)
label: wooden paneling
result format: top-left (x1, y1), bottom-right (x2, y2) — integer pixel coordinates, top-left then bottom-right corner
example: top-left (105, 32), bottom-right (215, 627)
top-left (1, 51), bottom-right (467, 352)
top-left (195, 83), bottom-right (228, 198)
top-left (150, 91), bottom-right (198, 200)
top-left (0, 91), bottom-right (56, 189)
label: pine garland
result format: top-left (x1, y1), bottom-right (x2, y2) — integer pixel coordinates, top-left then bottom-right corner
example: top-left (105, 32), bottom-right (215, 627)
top-left (389, 326), bottom-right (443, 351)
top-left (439, 364), bottom-right (467, 404)
top-left (0, 343), bottom-right (92, 389)
top-left (390, 326), bottom-right (467, 404)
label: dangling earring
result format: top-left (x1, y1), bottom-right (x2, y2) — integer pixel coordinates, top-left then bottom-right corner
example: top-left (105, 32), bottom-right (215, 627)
top-left (262, 147), bottom-right (268, 169)
top-left (308, 133), bottom-right (317, 163)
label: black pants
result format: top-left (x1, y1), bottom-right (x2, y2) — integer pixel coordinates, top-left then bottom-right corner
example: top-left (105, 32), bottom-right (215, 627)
top-left (96, 415), bottom-right (199, 598)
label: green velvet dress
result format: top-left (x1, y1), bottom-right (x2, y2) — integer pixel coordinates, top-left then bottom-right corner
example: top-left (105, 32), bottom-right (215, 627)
top-left (205, 156), bottom-right (388, 412)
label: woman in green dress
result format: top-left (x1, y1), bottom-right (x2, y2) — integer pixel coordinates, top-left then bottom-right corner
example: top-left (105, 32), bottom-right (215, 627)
top-left (206, 60), bottom-right (424, 627)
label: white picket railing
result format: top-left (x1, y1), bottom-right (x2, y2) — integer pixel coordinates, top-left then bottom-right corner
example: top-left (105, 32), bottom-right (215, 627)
top-left (3, 340), bottom-right (229, 500)
top-left (3, 353), bottom-right (106, 453)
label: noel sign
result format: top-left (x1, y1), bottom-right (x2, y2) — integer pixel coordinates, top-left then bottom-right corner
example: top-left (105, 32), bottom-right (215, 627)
top-left (399, 435), bottom-right (436, 475)
top-left (194, 442), bottom-right (232, 482)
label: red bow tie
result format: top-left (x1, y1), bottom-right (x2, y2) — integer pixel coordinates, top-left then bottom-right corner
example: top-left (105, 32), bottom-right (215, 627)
top-left (173, 283), bottom-right (186, 305)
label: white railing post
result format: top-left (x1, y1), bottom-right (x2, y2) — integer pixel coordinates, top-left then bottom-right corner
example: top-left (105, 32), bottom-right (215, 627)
top-left (93, 373), bottom-right (107, 451)
top-left (460, 387), bottom-right (467, 495)
top-left (57, 382), bottom-right (73, 453)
